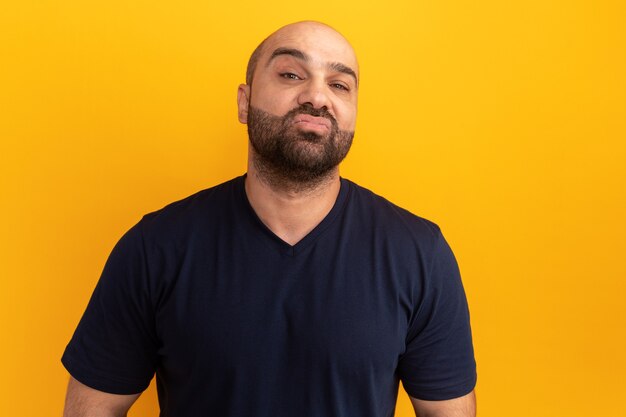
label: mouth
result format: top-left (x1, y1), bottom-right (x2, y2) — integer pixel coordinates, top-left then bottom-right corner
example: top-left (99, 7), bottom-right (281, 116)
top-left (292, 114), bottom-right (332, 133)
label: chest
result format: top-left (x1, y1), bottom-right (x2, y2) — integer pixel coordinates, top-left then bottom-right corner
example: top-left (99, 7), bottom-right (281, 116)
top-left (153, 238), bottom-right (417, 383)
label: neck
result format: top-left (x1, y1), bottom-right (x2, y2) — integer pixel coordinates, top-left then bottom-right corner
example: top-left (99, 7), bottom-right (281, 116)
top-left (245, 154), bottom-right (341, 246)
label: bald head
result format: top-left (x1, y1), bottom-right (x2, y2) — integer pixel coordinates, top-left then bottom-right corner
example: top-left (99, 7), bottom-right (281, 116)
top-left (245, 21), bottom-right (358, 87)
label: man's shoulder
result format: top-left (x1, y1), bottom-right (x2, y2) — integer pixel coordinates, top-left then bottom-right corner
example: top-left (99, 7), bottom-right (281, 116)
top-left (344, 178), bottom-right (442, 242)
top-left (138, 175), bottom-right (244, 234)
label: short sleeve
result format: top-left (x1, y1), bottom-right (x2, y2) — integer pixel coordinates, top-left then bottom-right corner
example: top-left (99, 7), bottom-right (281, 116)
top-left (61, 219), bottom-right (158, 394)
top-left (397, 231), bottom-right (477, 400)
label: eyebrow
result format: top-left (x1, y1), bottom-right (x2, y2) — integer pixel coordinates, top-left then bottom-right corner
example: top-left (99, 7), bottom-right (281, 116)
top-left (267, 47), bottom-right (359, 88)
top-left (328, 62), bottom-right (358, 88)
top-left (269, 47), bottom-right (307, 62)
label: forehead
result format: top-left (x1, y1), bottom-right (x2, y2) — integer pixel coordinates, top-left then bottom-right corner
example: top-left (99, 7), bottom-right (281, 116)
top-left (259, 23), bottom-right (359, 75)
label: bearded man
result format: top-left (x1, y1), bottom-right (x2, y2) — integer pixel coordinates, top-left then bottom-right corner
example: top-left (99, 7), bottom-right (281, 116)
top-left (62, 21), bottom-right (477, 417)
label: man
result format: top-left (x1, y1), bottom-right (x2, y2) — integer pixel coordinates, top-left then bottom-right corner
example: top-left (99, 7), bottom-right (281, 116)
top-left (62, 21), bottom-right (477, 417)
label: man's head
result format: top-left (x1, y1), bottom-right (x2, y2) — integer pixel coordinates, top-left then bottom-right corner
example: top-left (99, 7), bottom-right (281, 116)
top-left (237, 21), bottom-right (359, 189)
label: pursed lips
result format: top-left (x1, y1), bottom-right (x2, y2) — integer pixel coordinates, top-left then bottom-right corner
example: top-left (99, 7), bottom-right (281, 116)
top-left (293, 114), bottom-right (332, 132)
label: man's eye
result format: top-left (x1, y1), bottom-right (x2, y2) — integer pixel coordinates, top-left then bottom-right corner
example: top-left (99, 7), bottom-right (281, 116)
top-left (280, 73), bottom-right (301, 80)
top-left (330, 83), bottom-right (349, 91)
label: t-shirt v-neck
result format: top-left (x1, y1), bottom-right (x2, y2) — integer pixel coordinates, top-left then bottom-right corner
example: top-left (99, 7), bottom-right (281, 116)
top-left (237, 175), bottom-right (351, 257)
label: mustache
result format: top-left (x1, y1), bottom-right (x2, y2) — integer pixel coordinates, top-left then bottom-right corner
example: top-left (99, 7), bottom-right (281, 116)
top-left (284, 105), bottom-right (338, 125)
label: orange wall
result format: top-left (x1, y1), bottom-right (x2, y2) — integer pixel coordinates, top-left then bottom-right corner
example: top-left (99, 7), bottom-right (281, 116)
top-left (1, 1), bottom-right (625, 416)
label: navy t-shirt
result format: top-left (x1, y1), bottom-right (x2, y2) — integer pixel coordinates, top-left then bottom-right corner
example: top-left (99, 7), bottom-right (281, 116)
top-left (62, 175), bottom-right (476, 417)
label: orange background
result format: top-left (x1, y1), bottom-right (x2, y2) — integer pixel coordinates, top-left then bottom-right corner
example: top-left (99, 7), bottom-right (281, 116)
top-left (1, 1), bottom-right (625, 416)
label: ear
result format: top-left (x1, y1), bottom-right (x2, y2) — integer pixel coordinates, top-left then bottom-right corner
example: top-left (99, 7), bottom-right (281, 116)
top-left (237, 84), bottom-right (250, 124)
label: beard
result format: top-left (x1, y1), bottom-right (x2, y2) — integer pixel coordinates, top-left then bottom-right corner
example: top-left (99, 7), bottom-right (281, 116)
top-left (247, 104), bottom-right (354, 190)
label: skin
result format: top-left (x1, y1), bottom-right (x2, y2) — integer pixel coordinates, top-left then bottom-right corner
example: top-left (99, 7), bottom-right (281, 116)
top-left (238, 21), bottom-right (359, 246)
top-left (63, 377), bottom-right (138, 417)
top-left (63, 21), bottom-right (476, 417)
top-left (410, 391), bottom-right (476, 417)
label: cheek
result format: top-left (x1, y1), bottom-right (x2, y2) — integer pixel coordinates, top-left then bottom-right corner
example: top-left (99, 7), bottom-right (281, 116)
top-left (250, 87), bottom-right (299, 116)
top-left (337, 107), bottom-right (357, 132)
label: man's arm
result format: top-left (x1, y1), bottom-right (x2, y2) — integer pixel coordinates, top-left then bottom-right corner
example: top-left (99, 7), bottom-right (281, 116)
top-left (63, 377), bottom-right (140, 417)
top-left (410, 390), bottom-right (476, 417)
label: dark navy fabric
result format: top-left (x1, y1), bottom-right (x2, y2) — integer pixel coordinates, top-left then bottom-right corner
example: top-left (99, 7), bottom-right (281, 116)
top-left (62, 175), bottom-right (476, 417)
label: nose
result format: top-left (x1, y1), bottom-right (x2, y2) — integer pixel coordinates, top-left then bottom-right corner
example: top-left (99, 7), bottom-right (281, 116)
top-left (297, 79), bottom-right (331, 111)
